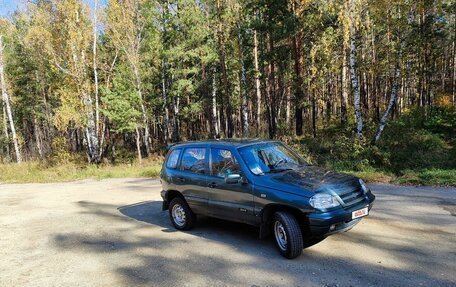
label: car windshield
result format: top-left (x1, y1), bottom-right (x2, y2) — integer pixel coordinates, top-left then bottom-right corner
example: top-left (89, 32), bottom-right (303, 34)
top-left (238, 142), bottom-right (307, 175)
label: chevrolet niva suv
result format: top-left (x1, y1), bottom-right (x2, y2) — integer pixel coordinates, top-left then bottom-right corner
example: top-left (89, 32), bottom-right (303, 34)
top-left (160, 139), bottom-right (375, 259)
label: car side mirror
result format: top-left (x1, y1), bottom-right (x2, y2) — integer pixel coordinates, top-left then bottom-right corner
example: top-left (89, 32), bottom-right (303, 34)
top-left (225, 174), bottom-right (242, 184)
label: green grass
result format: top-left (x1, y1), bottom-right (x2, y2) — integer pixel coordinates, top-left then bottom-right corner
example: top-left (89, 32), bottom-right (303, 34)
top-left (0, 160), bottom-right (163, 184)
top-left (337, 168), bottom-right (456, 186)
top-left (393, 169), bottom-right (456, 186)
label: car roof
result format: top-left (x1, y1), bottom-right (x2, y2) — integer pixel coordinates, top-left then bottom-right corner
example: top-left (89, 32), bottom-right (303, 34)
top-left (167, 138), bottom-right (279, 150)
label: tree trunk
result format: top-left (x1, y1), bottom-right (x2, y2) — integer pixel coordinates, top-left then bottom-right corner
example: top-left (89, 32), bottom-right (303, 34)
top-left (2, 103), bottom-right (10, 158)
top-left (291, 33), bottom-right (304, 136)
top-left (286, 86), bottom-right (291, 126)
top-left (216, 0), bottom-right (233, 138)
top-left (161, 59), bottom-right (170, 142)
top-left (237, 23), bottom-right (249, 137)
top-left (266, 31), bottom-right (277, 139)
top-left (172, 95), bottom-right (180, 142)
top-left (93, 0), bottom-right (100, 136)
top-left (349, 0), bottom-right (363, 139)
top-left (341, 44), bottom-right (349, 125)
top-left (452, 20), bottom-right (455, 106)
top-left (312, 86), bottom-right (317, 138)
top-left (211, 66), bottom-right (220, 138)
top-left (0, 36), bottom-right (21, 164)
top-left (373, 60), bottom-right (401, 144)
top-left (33, 117), bottom-right (44, 158)
top-left (133, 66), bottom-right (151, 155)
top-left (253, 27), bottom-right (262, 134)
top-left (83, 92), bottom-right (100, 164)
top-left (135, 127), bottom-right (142, 164)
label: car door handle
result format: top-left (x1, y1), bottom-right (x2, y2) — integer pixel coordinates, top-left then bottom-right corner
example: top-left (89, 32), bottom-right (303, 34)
top-left (208, 182), bottom-right (217, 188)
top-left (176, 177), bottom-right (185, 182)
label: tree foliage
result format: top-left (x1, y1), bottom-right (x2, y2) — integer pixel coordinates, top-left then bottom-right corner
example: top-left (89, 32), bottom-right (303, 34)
top-left (0, 0), bottom-right (454, 165)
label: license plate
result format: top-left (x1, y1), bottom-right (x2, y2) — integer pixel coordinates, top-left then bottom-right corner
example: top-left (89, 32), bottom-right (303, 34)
top-left (352, 207), bottom-right (368, 219)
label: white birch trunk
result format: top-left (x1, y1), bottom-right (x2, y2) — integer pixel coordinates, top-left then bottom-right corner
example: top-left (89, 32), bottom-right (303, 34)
top-left (173, 95), bottom-right (180, 142)
top-left (373, 61), bottom-right (401, 143)
top-left (83, 92), bottom-right (100, 163)
top-left (93, 0), bottom-right (100, 136)
top-left (0, 36), bottom-right (21, 164)
top-left (211, 67), bottom-right (219, 138)
top-left (349, 0), bottom-right (363, 139)
top-left (372, 3), bottom-right (415, 143)
top-left (286, 87), bottom-right (291, 125)
top-left (2, 103), bottom-right (10, 157)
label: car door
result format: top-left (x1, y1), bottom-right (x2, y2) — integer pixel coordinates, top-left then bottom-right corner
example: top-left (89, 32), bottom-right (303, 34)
top-left (207, 147), bottom-right (255, 224)
top-left (172, 146), bottom-right (210, 215)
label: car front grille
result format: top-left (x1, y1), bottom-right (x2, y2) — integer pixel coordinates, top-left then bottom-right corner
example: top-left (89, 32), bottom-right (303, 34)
top-left (338, 187), bottom-right (366, 207)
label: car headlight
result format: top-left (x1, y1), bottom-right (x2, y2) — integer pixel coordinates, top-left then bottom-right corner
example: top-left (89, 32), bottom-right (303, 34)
top-left (309, 193), bottom-right (340, 210)
top-left (359, 179), bottom-right (369, 193)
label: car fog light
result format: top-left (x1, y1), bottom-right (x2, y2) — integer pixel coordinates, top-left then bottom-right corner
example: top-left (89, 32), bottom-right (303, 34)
top-left (329, 224), bottom-right (336, 231)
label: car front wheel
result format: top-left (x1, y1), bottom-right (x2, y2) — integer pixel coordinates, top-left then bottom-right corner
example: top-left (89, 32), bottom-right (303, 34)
top-left (169, 197), bottom-right (196, 230)
top-left (273, 211), bottom-right (303, 259)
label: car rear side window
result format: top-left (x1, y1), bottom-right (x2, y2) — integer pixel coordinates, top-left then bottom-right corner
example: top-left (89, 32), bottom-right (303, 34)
top-left (166, 149), bottom-right (181, 169)
top-left (181, 148), bottom-right (206, 174)
top-left (210, 149), bottom-right (241, 178)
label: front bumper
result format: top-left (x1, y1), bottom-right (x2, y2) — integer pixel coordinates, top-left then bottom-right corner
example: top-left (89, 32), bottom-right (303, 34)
top-left (308, 196), bottom-right (375, 237)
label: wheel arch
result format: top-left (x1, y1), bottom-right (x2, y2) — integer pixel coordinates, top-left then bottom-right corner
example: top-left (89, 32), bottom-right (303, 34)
top-left (163, 190), bottom-right (185, 210)
top-left (259, 204), bottom-right (309, 239)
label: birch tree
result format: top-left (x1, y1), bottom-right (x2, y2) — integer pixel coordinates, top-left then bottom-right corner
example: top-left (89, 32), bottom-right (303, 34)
top-left (372, 1), bottom-right (415, 143)
top-left (348, 0), bottom-right (363, 139)
top-left (40, 0), bottom-right (102, 163)
top-left (0, 35), bottom-right (21, 163)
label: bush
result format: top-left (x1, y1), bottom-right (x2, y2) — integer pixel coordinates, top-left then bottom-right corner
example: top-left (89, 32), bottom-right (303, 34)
top-left (289, 107), bottom-right (455, 186)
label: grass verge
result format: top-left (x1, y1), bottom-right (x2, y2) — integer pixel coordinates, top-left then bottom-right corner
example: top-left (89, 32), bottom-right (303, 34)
top-left (0, 159), bottom-right (163, 184)
top-left (340, 168), bottom-right (456, 186)
top-left (393, 169), bottom-right (456, 186)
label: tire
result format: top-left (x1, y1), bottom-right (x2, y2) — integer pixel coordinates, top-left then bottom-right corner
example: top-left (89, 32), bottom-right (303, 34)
top-left (273, 212), bottom-right (303, 259)
top-left (168, 197), bottom-right (196, 230)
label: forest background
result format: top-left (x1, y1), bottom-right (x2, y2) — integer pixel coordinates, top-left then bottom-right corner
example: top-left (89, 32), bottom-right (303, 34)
top-left (0, 0), bottom-right (455, 185)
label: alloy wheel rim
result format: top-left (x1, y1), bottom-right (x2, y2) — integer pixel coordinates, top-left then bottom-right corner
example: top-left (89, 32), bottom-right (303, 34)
top-left (274, 221), bottom-right (287, 251)
top-left (172, 204), bottom-right (186, 227)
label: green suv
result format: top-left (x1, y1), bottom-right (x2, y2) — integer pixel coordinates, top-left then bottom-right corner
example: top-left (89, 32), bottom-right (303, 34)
top-left (160, 139), bottom-right (375, 259)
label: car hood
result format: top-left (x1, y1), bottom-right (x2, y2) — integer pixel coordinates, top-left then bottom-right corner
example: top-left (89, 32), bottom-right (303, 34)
top-left (264, 165), bottom-right (360, 196)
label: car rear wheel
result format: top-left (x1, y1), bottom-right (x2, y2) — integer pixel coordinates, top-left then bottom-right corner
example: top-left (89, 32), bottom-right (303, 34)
top-left (273, 212), bottom-right (303, 259)
top-left (169, 197), bottom-right (196, 230)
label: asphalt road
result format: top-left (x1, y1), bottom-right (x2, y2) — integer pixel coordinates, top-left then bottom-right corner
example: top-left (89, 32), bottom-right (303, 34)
top-left (1, 178), bottom-right (455, 287)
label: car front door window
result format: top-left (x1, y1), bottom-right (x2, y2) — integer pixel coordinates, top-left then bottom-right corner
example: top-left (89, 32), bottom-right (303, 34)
top-left (210, 149), bottom-right (241, 178)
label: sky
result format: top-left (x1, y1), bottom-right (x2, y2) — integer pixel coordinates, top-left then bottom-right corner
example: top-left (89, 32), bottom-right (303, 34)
top-left (0, 0), bottom-right (107, 18)
top-left (0, 0), bottom-right (20, 17)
